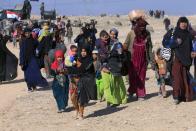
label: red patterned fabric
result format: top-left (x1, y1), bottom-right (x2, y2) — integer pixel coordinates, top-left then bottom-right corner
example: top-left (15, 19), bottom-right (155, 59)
top-left (128, 38), bottom-right (147, 97)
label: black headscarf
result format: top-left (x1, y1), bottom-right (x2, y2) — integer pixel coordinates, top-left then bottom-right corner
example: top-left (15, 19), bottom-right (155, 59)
top-left (81, 27), bottom-right (89, 38)
top-left (175, 17), bottom-right (190, 41)
top-left (177, 17), bottom-right (189, 27)
top-left (22, 28), bottom-right (35, 63)
top-left (173, 17), bottom-right (193, 67)
top-left (80, 47), bottom-right (93, 68)
top-left (79, 47), bottom-right (91, 61)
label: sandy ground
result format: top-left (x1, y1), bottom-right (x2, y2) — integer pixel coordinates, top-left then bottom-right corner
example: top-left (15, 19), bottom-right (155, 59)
top-left (1, 15), bottom-right (196, 131)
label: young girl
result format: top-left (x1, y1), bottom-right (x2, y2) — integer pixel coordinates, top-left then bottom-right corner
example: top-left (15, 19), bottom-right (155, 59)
top-left (92, 48), bottom-right (104, 101)
top-left (51, 50), bottom-right (69, 113)
top-left (67, 47), bottom-right (97, 119)
top-left (155, 48), bottom-right (167, 98)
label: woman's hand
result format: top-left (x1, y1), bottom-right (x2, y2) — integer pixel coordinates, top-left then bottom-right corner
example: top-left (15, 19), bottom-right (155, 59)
top-left (76, 60), bottom-right (82, 68)
top-left (72, 60), bottom-right (77, 66)
top-left (123, 44), bottom-right (128, 51)
top-left (191, 52), bottom-right (196, 58)
top-left (176, 38), bottom-right (182, 45)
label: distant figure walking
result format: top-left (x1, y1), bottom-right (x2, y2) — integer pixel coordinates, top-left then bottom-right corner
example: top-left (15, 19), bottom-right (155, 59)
top-left (23, 0), bottom-right (32, 19)
top-left (163, 18), bottom-right (171, 31)
top-left (66, 26), bottom-right (73, 44)
top-left (40, 2), bottom-right (45, 19)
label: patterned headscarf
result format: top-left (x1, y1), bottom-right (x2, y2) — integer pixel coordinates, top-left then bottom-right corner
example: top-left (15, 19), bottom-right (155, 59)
top-left (134, 18), bottom-right (149, 39)
top-left (110, 28), bottom-right (119, 39)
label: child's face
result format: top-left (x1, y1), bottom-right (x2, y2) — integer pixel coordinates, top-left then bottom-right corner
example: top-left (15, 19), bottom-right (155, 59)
top-left (92, 53), bottom-right (97, 60)
top-left (71, 48), bottom-right (77, 56)
top-left (81, 49), bottom-right (87, 57)
top-left (57, 56), bottom-right (63, 62)
top-left (100, 35), bottom-right (109, 43)
top-left (110, 31), bottom-right (116, 40)
top-left (74, 77), bottom-right (80, 83)
top-left (25, 32), bottom-right (31, 38)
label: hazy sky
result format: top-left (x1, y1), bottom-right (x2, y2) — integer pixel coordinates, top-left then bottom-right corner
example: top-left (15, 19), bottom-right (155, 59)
top-left (0, 0), bottom-right (196, 15)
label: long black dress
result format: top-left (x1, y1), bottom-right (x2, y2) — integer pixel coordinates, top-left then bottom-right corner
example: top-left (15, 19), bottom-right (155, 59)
top-left (0, 35), bottom-right (18, 82)
top-left (68, 56), bottom-right (97, 106)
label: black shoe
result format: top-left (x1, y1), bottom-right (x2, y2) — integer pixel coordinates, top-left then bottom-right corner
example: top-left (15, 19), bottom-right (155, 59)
top-left (28, 88), bottom-right (33, 92)
top-left (128, 93), bottom-right (134, 99)
top-left (32, 86), bottom-right (37, 91)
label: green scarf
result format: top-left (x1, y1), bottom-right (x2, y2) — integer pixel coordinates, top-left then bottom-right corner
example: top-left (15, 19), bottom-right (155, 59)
top-left (38, 30), bottom-right (50, 42)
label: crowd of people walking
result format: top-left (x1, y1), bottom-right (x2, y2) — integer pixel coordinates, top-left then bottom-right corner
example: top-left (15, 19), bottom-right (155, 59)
top-left (1, 10), bottom-right (196, 120)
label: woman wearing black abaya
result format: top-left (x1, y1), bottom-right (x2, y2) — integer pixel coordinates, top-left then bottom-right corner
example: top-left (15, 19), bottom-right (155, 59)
top-left (0, 34), bottom-right (18, 83)
top-left (19, 28), bottom-right (48, 91)
top-left (163, 17), bottom-right (194, 104)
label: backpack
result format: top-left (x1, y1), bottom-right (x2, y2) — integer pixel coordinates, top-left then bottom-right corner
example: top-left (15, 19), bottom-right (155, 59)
top-left (120, 50), bottom-right (131, 76)
top-left (162, 28), bottom-right (175, 61)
